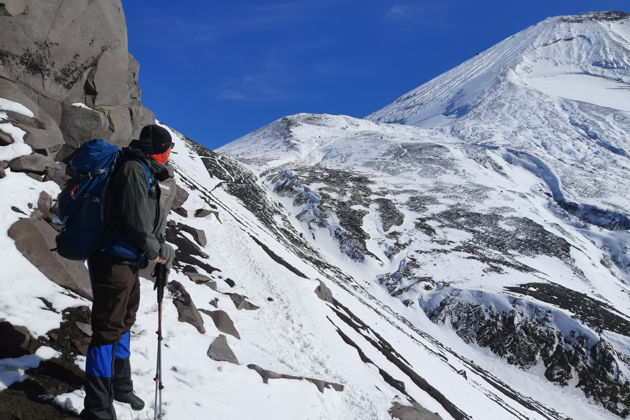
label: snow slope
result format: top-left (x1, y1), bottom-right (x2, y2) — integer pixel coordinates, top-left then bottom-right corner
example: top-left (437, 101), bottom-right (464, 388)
top-left (218, 11), bottom-right (630, 418)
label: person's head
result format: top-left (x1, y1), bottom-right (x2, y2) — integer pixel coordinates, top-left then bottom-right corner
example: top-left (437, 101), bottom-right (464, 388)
top-left (137, 124), bottom-right (174, 164)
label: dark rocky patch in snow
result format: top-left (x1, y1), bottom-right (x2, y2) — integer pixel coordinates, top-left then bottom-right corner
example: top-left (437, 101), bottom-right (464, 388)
top-left (374, 198), bottom-right (405, 232)
top-left (559, 11), bottom-right (630, 23)
top-left (424, 288), bottom-right (630, 417)
top-left (506, 283), bottom-right (630, 336)
top-left (165, 221), bottom-right (219, 275)
top-left (199, 309), bottom-right (240, 339)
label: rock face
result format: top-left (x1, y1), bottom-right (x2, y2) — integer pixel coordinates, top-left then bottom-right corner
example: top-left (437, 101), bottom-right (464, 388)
top-left (8, 218), bottom-right (92, 300)
top-left (0, 0), bottom-right (154, 155)
top-left (0, 321), bottom-right (39, 358)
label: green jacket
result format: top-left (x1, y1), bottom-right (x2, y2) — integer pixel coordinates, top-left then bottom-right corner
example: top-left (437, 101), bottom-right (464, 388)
top-left (102, 145), bottom-right (170, 264)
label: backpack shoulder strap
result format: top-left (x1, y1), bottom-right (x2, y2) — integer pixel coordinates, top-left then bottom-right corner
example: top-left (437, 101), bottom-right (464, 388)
top-left (124, 158), bottom-right (155, 192)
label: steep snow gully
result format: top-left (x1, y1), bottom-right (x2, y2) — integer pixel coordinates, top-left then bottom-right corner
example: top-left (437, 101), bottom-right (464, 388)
top-left (1, 6), bottom-right (629, 420)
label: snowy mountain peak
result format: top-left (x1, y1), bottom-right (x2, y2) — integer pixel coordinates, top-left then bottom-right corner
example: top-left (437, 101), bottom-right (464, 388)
top-left (367, 11), bottom-right (630, 127)
top-left (217, 113), bottom-right (396, 170)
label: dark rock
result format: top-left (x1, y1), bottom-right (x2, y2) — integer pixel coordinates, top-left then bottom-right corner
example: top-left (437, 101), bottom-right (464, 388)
top-left (167, 280), bottom-right (205, 334)
top-left (173, 207), bottom-right (188, 217)
top-left (9, 153), bottom-right (55, 175)
top-left (315, 279), bottom-right (333, 303)
top-left (224, 278), bottom-right (235, 288)
top-left (195, 208), bottom-right (219, 218)
top-left (200, 309), bottom-right (240, 339)
top-left (37, 191), bottom-right (53, 221)
top-left (0, 321), bottom-right (39, 358)
top-left (0, 160), bottom-right (7, 169)
top-left (0, 127), bottom-right (14, 145)
top-left (186, 272), bottom-right (218, 290)
top-left (11, 205), bottom-right (25, 214)
top-left (247, 364), bottom-right (344, 393)
top-left (8, 218), bottom-right (91, 299)
top-left (0, 166), bottom-right (6, 178)
top-left (228, 293), bottom-right (259, 311)
top-left (45, 306), bottom-right (91, 358)
top-left (207, 334), bottom-right (239, 365)
top-left (165, 223), bottom-right (219, 275)
top-left (389, 402), bottom-right (443, 420)
top-left (209, 298), bottom-right (219, 308)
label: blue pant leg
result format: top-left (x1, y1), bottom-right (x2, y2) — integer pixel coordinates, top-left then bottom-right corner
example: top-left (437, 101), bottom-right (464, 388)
top-left (83, 343), bottom-right (116, 419)
top-left (113, 331), bottom-right (133, 394)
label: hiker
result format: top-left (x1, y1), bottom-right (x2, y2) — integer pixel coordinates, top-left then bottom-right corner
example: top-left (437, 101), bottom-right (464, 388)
top-left (81, 125), bottom-right (176, 420)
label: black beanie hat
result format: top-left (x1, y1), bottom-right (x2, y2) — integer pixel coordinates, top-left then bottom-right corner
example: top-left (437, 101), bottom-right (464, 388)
top-left (137, 124), bottom-right (173, 154)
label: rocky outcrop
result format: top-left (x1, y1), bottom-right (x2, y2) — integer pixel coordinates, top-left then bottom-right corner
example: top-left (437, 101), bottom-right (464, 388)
top-left (0, 0), bottom-right (154, 156)
top-left (207, 334), bottom-right (239, 365)
top-left (8, 218), bottom-right (91, 299)
top-left (167, 280), bottom-right (205, 334)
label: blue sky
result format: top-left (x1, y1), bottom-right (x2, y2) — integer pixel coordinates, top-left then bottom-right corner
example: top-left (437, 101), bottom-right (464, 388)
top-left (123, 1), bottom-right (628, 150)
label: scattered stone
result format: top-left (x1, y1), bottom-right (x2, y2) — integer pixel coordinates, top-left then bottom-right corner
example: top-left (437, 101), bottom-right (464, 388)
top-left (389, 402), bottom-right (443, 420)
top-left (0, 321), bottom-right (39, 358)
top-left (0, 128), bottom-right (14, 145)
top-left (224, 278), bottom-right (235, 288)
top-left (0, 160), bottom-right (7, 169)
top-left (171, 185), bottom-right (189, 209)
top-left (8, 219), bottom-right (91, 299)
top-left (209, 298), bottom-right (219, 308)
top-left (315, 279), bottom-right (333, 303)
top-left (75, 322), bottom-right (92, 337)
top-left (9, 153), bottom-right (55, 175)
top-left (173, 207), bottom-right (188, 217)
top-left (207, 334), bottom-right (239, 365)
top-left (37, 191), bottom-right (53, 221)
top-left (11, 205), bottom-right (26, 215)
top-left (167, 280), bottom-right (205, 334)
top-left (200, 309), bottom-right (240, 339)
top-left (228, 293), bottom-right (259, 311)
top-left (247, 364), bottom-right (344, 393)
top-left (267, 297), bottom-right (274, 302)
top-left (185, 272), bottom-right (217, 290)
top-left (194, 208), bottom-right (219, 219)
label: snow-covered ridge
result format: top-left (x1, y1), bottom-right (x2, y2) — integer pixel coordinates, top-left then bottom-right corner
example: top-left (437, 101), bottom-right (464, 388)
top-left (219, 11), bottom-right (630, 417)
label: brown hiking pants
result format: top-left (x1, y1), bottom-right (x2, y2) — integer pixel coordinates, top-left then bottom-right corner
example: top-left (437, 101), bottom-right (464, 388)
top-left (88, 253), bottom-right (140, 346)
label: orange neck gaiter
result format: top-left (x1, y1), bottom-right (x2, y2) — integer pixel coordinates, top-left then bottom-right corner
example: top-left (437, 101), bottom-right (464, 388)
top-left (150, 147), bottom-right (172, 165)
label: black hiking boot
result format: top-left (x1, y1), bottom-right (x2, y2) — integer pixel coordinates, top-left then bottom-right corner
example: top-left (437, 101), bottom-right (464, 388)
top-left (114, 391), bottom-right (145, 410)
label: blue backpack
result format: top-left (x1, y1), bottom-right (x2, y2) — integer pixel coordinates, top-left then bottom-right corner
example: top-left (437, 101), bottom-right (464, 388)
top-left (55, 139), bottom-right (153, 261)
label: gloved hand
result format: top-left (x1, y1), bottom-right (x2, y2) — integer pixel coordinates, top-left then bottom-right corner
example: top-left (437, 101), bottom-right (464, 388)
top-left (158, 243), bottom-right (175, 267)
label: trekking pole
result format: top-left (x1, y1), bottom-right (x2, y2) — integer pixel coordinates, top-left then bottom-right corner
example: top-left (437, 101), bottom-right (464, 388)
top-left (153, 263), bottom-right (168, 420)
